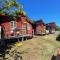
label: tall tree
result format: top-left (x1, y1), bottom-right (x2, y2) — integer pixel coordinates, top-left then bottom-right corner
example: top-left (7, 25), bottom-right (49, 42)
top-left (0, 0), bottom-right (26, 19)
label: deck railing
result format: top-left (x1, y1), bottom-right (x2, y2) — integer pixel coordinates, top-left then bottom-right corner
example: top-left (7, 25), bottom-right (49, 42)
top-left (2, 28), bottom-right (32, 39)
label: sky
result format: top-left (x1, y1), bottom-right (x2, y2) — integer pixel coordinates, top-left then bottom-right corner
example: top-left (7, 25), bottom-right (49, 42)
top-left (17, 0), bottom-right (60, 26)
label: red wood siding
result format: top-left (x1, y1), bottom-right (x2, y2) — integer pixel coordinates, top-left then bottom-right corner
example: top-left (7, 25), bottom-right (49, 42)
top-left (49, 23), bottom-right (56, 28)
top-left (35, 24), bottom-right (46, 34)
top-left (3, 22), bottom-right (11, 31)
top-left (16, 20), bottom-right (22, 29)
top-left (27, 23), bottom-right (32, 36)
top-left (1, 14), bottom-right (33, 39)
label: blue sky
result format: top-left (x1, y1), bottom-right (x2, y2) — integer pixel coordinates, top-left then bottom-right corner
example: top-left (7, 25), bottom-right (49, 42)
top-left (17, 0), bottom-right (60, 26)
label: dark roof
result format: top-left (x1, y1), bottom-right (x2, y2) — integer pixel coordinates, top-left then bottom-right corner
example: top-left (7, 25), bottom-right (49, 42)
top-left (46, 22), bottom-right (56, 28)
top-left (35, 20), bottom-right (43, 23)
top-left (47, 22), bottom-right (55, 24)
top-left (34, 20), bottom-right (45, 25)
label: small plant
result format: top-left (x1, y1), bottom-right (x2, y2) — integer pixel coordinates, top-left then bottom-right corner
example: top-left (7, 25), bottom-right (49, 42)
top-left (56, 34), bottom-right (60, 41)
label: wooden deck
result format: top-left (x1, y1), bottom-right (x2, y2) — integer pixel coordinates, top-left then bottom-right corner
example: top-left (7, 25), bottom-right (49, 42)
top-left (0, 34), bottom-right (32, 41)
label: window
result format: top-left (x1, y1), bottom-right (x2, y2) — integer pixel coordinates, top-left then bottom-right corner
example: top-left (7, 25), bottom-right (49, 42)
top-left (27, 23), bottom-right (31, 30)
top-left (22, 24), bottom-right (26, 29)
top-left (10, 21), bottom-right (16, 29)
top-left (22, 24), bottom-right (27, 34)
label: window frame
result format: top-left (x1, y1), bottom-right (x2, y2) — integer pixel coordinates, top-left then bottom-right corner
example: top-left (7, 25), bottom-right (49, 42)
top-left (10, 21), bottom-right (16, 30)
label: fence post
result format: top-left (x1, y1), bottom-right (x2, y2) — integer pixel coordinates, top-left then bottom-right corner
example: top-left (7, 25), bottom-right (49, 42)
top-left (22, 37), bottom-right (24, 41)
top-left (32, 29), bottom-right (34, 37)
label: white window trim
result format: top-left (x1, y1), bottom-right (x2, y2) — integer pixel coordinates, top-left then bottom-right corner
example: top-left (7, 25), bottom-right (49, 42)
top-left (10, 21), bottom-right (16, 30)
top-left (27, 23), bottom-right (31, 30)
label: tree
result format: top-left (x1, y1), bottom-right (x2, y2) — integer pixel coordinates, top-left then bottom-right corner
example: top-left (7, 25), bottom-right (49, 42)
top-left (0, 0), bottom-right (26, 19)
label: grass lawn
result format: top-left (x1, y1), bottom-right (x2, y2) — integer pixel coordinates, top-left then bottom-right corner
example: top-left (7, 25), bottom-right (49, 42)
top-left (3, 33), bottom-right (60, 60)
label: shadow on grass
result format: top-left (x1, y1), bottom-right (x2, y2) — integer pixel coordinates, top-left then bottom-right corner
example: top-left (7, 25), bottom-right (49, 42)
top-left (56, 34), bottom-right (60, 41)
top-left (0, 42), bottom-right (12, 60)
top-left (0, 37), bottom-right (32, 59)
top-left (0, 37), bottom-right (33, 59)
top-left (0, 38), bottom-right (19, 59)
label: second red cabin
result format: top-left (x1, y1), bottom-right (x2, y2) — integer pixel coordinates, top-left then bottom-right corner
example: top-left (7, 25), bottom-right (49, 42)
top-left (34, 20), bottom-right (46, 35)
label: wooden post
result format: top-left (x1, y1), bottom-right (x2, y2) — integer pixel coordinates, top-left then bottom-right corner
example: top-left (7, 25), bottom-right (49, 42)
top-left (32, 29), bottom-right (34, 37)
top-left (18, 38), bottom-right (20, 42)
top-left (26, 37), bottom-right (27, 40)
top-left (22, 37), bottom-right (24, 41)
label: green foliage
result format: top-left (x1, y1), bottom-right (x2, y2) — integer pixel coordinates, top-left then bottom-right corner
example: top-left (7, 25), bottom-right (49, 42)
top-left (0, 0), bottom-right (26, 20)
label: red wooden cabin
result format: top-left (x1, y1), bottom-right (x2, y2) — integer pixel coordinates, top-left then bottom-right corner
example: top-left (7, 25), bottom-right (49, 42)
top-left (46, 22), bottom-right (56, 34)
top-left (0, 14), bottom-right (33, 40)
top-left (34, 20), bottom-right (46, 35)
